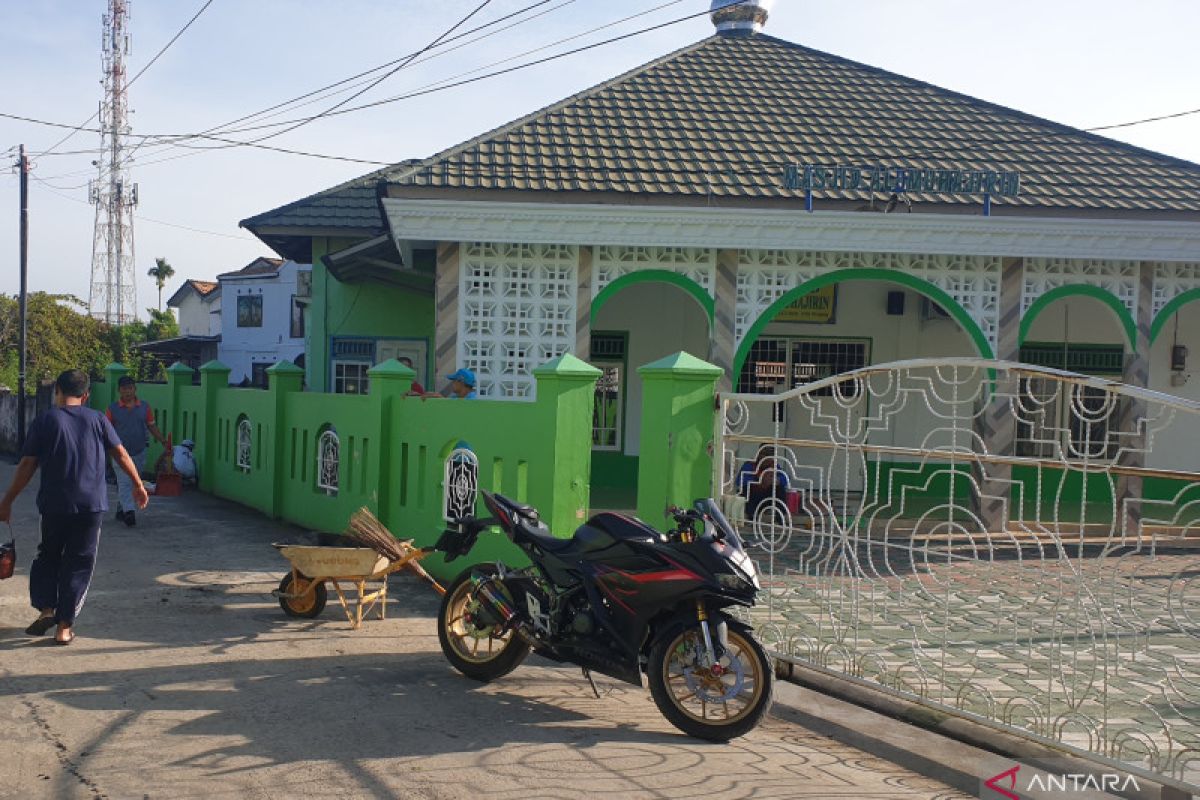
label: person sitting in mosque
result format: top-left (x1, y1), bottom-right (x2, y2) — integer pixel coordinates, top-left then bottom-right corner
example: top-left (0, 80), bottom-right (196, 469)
top-left (737, 445), bottom-right (790, 515)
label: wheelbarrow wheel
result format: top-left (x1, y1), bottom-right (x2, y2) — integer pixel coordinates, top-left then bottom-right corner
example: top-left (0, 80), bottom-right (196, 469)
top-left (278, 572), bottom-right (327, 618)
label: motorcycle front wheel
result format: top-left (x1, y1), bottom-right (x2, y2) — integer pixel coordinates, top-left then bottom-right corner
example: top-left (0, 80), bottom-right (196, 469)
top-left (437, 565), bottom-right (531, 682)
top-left (647, 617), bottom-right (773, 741)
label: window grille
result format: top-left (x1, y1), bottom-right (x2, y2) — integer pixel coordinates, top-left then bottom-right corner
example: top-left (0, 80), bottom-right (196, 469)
top-left (738, 337), bottom-right (867, 396)
top-left (236, 417), bottom-right (252, 471)
top-left (444, 448), bottom-right (479, 521)
top-left (591, 332), bottom-right (627, 360)
top-left (333, 362), bottom-right (370, 395)
top-left (592, 365), bottom-right (622, 450)
top-left (317, 428), bottom-right (339, 495)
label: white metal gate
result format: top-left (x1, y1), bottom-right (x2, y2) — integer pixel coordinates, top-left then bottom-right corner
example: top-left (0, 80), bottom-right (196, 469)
top-left (716, 358), bottom-right (1200, 789)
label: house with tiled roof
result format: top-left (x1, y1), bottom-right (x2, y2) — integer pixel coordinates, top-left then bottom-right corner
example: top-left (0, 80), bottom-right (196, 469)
top-left (242, 0), bottom-right (1200, 496)
top-left (216, 256), bottom-right (310, 387)
top-left (168, 279), bottom-right (222, 338)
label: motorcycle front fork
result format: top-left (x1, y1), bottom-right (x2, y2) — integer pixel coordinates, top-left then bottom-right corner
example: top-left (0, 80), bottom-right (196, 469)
top-left (695, 600), bottom-right (728, 668)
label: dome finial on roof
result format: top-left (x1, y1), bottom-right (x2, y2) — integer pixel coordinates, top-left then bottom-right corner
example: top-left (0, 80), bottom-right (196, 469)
top-left (710, 0), bottom-right (773, 35)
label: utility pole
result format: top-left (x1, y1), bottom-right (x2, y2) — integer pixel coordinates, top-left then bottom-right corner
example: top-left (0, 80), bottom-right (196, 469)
top-left (88, 0), bottom-right (138, 325)
top-left (17, 144), bottom-right (29, 452)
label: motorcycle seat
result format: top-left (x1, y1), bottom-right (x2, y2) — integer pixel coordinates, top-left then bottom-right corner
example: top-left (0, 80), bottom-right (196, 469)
top-left (516, 519), bottom-right (576, 554)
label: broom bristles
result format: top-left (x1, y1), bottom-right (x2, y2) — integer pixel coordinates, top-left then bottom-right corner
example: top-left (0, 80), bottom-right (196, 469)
top-left (345, 507), bottom-right (413, 561)
top-left (345, 508), bottom-right (446, 595)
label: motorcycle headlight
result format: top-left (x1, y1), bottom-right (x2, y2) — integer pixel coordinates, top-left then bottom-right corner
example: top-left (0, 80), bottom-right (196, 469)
top-left (717, 573), bottom-right (749, 590)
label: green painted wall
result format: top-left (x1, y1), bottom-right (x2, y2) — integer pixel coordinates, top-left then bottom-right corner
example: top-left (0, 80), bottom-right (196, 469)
top-left (92, 356), bottom-right (600, 582)
top-left (635, 352), bottom-right (723, 533)
top-left (309, 238), bottom-right (435, 393)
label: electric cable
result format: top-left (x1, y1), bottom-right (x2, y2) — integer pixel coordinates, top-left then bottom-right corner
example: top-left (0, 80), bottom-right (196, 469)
top-left (31, 0), bottom-right (217, 160)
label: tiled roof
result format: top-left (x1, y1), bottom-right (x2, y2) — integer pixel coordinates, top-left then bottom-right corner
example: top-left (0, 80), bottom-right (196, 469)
top-left (218, 256), bottom-right (285, 280)
top-left (385, 33), bottom-right (1200, 213)
top-left (167, 278), bottom-right (220, 308)
top-left (240, 160), bottom-right (420, 232)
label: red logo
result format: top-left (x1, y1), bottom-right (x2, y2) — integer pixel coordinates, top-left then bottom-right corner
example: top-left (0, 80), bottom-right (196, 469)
top-left (985, 765), bottom-right (1021, 800)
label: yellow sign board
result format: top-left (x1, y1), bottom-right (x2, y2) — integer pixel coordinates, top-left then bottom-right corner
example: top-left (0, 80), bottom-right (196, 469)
top-left (774, 285), bottom-right (837, 324)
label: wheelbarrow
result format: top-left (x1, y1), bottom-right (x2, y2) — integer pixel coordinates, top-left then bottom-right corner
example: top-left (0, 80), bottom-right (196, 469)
top-left (272, 542), bottom-right (445, 629)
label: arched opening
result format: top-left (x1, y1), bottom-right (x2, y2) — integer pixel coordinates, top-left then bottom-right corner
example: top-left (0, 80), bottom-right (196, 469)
top-left (1019, 285), bottom-right (1136, 351)
top-left (589, 275), bottom-right (712, 510)
top-left (732, 272), bottom-right (986, 496)
top-left (734, 269), bottom-right (993, 380)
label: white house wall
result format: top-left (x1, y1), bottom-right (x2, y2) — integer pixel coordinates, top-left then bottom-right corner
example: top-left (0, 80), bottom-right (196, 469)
top-left (174, 292), bottom-right (215, 337)
top-left (218, 261), bottom-right (306, 384)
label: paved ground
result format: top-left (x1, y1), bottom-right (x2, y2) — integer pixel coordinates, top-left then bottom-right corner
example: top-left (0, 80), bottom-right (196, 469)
top-left (736, 518), bottom-right (1200, 787)
top-left (0, 462), bottom-right (973, 800)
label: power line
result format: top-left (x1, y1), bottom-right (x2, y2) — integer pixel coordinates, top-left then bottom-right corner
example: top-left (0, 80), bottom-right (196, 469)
top-left (33, 177), bottom-right (256, 241)
top-left (236, 0), bottom-right (497, 148)
top-left (31, 0), bottom-right (217, 160)
top-left (1, 0), bottom-right (693, 170)
top-left (178, 0), bottom-right (569, 148)
top-left (6, 1), bottom-right (1197, 172)
top-left (40, 0), bottom-right (580, 178)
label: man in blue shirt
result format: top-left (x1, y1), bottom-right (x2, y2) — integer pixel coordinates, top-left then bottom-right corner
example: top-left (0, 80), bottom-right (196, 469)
top-left (0, 370), bottom-right (148, 645)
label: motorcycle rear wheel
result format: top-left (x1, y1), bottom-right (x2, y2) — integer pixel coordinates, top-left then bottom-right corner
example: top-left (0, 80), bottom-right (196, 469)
top-left (647, 617), bottom-right (773, 741)
top-left (437, 565), bottom-right (531, 682)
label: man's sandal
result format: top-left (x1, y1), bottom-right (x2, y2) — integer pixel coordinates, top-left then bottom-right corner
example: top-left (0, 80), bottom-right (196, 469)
top-left (25, 617), bottom-right (56, 636)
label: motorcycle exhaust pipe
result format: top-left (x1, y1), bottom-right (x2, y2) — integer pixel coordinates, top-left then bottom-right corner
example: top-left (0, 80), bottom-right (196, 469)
top-left (470, 572), bottom-right (541, 647)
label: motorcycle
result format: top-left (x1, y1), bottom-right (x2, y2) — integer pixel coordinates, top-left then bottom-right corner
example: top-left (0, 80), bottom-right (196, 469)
top-left (433, 490), bottom-right (773, 741)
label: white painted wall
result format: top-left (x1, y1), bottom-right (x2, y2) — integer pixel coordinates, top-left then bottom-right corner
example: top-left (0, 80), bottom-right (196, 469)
top-left (593, 281), bottom-right (711, 456)
top-left (1147, 307), bottom-right (1200, 472)
top-left (218, 261), bottom-right (308, 385)
top-left (173, 290), bottom-right (220, 337)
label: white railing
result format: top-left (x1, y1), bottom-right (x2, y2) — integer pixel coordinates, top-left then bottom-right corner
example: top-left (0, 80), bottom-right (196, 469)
top-left (717, 358), bottom-right (1200, 789)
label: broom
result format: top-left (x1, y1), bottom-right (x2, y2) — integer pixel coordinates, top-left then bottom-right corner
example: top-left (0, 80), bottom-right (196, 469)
top-left (345, 507), bottom-right (445, 595)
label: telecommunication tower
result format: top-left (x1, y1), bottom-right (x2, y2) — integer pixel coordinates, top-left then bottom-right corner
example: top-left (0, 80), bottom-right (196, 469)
top-left (88, 0), bottom-right (139, 324)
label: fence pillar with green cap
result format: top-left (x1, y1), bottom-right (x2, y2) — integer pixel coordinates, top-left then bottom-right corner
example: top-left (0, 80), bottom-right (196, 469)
top-left (267, 360), bottom-right (305, 517)
top-left (368, 358), bottom-right (415, 525)
top-left (164, 362), bottom-right (195, 444)
top-left (636, 352), bottom-right (724, 533)
top-left (198, 361), bottom-right (231, 494)
top-left (532, 354), bottom-right (602, 537)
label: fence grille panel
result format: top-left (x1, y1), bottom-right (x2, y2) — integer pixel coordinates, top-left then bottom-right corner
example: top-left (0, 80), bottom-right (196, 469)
top-left (717, 358), bottom-right (1200, 789)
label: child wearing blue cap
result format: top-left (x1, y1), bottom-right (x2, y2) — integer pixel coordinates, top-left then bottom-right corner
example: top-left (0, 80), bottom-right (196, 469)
top-left (444, 368), bottom-right (478, 399)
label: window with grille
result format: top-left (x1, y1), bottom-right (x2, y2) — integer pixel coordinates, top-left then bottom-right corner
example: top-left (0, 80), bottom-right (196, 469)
top-left (591, 332), bottom-right (626, 451)
top-left (334, 362), bottom-right (370, 395)
top-left (738, 337), bottom-right (868, 396)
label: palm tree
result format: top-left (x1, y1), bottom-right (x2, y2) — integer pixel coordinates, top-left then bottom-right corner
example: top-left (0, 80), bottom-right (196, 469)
top-left (147, 257), bottom-right (175, 311)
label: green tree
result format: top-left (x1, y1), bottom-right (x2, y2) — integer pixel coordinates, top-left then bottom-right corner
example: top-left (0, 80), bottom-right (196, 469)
top-left (147, 257), bottom-right (175, 311)
top-left (145, 308), bottom-right (180, 341)
top-left (0, 293), bottom-right (109, 391)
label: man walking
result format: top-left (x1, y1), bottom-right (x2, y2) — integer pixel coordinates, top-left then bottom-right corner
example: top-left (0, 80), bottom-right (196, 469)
top-left (0, 369), bottom-right (148, 645)
top-left (106, 375), bottom-right (165, 526)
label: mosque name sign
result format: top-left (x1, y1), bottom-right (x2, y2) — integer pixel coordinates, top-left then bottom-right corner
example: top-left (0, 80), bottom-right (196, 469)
top-left (784, 164), bottom-right (1021, 197)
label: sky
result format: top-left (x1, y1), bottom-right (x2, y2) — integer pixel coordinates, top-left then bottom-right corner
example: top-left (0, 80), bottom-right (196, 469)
top-left (1, 0), bottom-right (1198, 317)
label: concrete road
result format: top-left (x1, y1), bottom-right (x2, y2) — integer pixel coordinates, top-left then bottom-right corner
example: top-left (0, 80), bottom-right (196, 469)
top-left (0, 462), bottom-right (970, 799)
